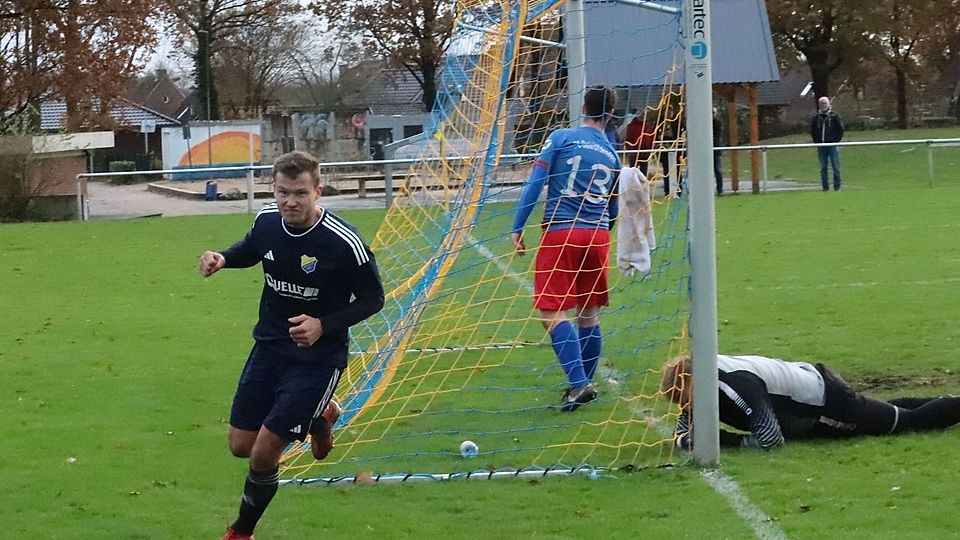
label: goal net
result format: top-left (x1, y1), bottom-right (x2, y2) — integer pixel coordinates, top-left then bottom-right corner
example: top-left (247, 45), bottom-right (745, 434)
top-left (281, 0), bottom-right (691, 484)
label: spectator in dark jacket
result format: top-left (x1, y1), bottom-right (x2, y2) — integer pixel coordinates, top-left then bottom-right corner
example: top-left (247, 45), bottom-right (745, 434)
top-left (713, 107), bottom-right (724, 195)
top-left (811, 96), bottom-right (845, 191)
top-left (659, 105), bottom-right (683, 197)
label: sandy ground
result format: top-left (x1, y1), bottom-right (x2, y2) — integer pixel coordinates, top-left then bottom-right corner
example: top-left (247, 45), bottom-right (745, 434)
top-left (85, 180), bottom-right (390, 220)
top-left (84, 175), bottom-right (815, 221)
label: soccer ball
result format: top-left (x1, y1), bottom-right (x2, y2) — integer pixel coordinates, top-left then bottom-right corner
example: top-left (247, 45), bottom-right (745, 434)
top-left (459, 440), bottom-right (479, 458)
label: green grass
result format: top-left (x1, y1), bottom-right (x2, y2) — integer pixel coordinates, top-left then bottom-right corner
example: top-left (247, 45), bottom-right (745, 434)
top-left (3, 128), bottom-right (960, 538)
top-left (723, 126), bottom-right (960, 190)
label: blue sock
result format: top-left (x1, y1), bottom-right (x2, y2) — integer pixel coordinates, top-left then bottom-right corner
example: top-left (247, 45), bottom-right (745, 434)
top-left (550, 321), bottom-right (587, 388)
top-left (579, 325), bottom-right (602, 381)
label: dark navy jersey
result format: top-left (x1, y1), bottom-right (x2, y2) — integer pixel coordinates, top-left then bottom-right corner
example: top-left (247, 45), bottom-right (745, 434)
top-left (221, 203), bottom-right (385, 367)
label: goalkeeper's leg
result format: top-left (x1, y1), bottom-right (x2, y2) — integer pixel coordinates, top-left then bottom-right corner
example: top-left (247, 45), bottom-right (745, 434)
top-left (891, 396), bottom-right (960, 433)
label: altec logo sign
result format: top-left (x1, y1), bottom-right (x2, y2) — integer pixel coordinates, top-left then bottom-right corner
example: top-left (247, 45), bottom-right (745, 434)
top-left (690, 0), bottom-right (709, 60)
top-left (691, 42), bottom-right (708, 59)
top-left (691, 0), bottom-right (707, 39)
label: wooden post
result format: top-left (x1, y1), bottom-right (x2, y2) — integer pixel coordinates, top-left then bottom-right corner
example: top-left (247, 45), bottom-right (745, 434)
top-left (748, 83), bottom-right (760, 194)
top-left (727, 89), bottom-right (739, 192)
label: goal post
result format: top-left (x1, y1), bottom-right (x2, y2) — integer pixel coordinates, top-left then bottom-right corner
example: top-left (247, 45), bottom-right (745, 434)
top-left (683, 0), bottom-right (721, 466)
top-left (279, 0), bottom-right (718, 483)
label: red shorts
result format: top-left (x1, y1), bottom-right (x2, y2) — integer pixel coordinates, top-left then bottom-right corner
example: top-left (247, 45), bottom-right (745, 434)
top-left (533, 227), bottom-right (610, 311)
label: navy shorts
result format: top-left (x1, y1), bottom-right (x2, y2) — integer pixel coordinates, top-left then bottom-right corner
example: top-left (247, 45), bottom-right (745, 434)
top-left (230, 344), bottom-right (342, 442)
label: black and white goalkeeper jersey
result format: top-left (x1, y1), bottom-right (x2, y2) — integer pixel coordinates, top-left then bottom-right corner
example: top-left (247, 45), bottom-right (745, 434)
top-left (221, 203), bottom-right (385, 367)
top-left (675, 355), bottom-right (830, 449)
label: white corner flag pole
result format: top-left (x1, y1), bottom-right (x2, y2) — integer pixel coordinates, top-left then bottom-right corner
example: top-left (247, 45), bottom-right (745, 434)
top-left (684, 0), bottom-right (720, 466)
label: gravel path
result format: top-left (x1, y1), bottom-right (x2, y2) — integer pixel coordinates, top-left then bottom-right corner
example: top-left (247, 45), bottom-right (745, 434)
top-left (85, 180), bottom-right (389, 220)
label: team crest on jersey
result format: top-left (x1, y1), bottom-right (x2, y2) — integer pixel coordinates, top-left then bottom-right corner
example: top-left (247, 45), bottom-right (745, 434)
top-left (300, 255), bottom-right (318, 273)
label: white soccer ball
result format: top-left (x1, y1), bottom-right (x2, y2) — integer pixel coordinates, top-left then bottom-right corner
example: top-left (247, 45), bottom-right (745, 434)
top-left (459, 440), bottom-right (479, 458)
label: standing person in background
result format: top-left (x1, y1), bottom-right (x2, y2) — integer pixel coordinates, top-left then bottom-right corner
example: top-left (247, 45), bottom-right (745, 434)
top-left (811, 96), bottom-right (845, 191)
top-left (511, 84), bottom-right (621, 412)
top-left (658, 104), bottom-right (682, 197)
top-left (713, 107), bottom-right (724, 196)
top-left (624, 108), bottom-right (656, 176)
top-left (617, 107), bottom-right (637, 143)
top-left (199, 150), bottom-right (385, 540)
top-left (604, 113), bottom-right (622, 151)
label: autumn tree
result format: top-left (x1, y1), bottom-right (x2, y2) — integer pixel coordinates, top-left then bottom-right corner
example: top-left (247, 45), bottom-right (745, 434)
top-left (912, 2), bottom-right (960, 119)
top-left (0, 0), bottom-right (166, 131)
top-left (313, 0), bottom-right (456, 112)
top-left (857, 0), bottom-right (960, 128)
top-left (169, 0), bottom-right (303, 121)
top-left (767, 0), bottom-right (869, 100)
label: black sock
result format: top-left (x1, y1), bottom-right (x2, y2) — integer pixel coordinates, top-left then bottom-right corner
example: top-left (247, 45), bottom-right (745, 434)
top-left (894, 397), bottom-right (960, 432)
top-left (230, 466), bottom-right (280, 535)
top-left (888, 397), bottom-right (938, 409)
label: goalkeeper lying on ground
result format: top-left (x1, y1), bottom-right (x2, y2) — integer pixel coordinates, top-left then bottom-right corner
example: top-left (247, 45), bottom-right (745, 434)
top-left (661, 354), bottom-right (960, 449)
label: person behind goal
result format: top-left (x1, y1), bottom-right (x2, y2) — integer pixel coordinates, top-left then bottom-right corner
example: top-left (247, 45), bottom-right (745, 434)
top-left (511, 84), bottom-right (621, 412)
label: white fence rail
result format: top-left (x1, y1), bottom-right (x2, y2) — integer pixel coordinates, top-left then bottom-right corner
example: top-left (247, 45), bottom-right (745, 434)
top-left (75, 137), bottom-right (960, 220)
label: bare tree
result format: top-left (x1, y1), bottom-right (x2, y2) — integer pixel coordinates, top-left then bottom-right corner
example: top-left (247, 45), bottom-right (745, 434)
top-left (285, 38), bottom-right (367, 111)
top-left (168, 0), bottom-right (303, 120)
top-left (215, 17), bottom-right (316, 117)
top-left (0, 110), bottom-right (69, 221)
top-left (313, 0), bottom-right (456, 112)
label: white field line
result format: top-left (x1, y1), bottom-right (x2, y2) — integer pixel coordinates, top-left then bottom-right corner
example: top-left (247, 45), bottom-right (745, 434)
top-left (744, 275), bottom-right (960, 292)
top-left (621, 381), bottom-right (787, 540)
top-left (700, 469), bottom-right (788, 540)
top-left (473, 235), bottom-right (785, 539)
top-left (735, 223), bottom-right (959, 239)
top-left (468, 235), bottom-right (534, 295)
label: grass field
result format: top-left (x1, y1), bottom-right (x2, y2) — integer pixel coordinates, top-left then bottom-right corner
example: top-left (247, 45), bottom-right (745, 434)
top-left (721, 127), bottom-right (960, 190)
top-left (2, 129), bottom-right (960, 539)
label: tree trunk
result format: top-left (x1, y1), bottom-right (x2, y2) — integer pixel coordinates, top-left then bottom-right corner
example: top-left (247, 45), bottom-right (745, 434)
top-left (807, 46), bottom-right (832, 102)
top-left (895, 66), bottom-right (908, 129)
top-left (421, 61), bottom-right (437, 112)
top-left (63, 0), bottom-right (82, 131)
top-left (194, 11), bottom-right (220, 121)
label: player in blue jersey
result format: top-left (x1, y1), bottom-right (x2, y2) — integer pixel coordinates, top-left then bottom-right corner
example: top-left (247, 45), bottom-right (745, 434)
top-left (198, 150), bottom-right (385, 540)
top-left (511, 84), bottom-right (621, 412)
top-left (662, 354), bottom-right (960, 450)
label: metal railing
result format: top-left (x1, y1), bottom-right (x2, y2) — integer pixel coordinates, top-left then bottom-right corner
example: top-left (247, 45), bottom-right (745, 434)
top-left (75, 136), bottom-right (960, 220)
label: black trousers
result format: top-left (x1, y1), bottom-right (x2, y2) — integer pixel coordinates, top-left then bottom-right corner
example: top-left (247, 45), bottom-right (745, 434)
top-left (812, 364), bottom-right (960, 437)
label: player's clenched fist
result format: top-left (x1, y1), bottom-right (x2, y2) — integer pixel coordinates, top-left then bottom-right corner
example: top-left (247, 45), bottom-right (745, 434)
top-left (199, 251), bottom-right (226, 277)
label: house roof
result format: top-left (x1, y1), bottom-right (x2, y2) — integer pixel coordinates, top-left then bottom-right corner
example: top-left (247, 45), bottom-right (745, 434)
top-left (125, 70), bottom-right (187, 119)
top-left (347, 65), bottom-right (426, 115)
top-left (583, 0), bottom-right (781, 86)
top-left (40, 96), bottom-right (181, 131)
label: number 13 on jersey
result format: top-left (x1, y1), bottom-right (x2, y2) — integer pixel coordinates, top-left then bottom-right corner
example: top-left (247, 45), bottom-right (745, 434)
top-left (560, 154), bottom-right (612, 204)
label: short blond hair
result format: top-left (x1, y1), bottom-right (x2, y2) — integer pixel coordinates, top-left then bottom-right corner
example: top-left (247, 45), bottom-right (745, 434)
top-left (660, 354), bottom-right (691, 407)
